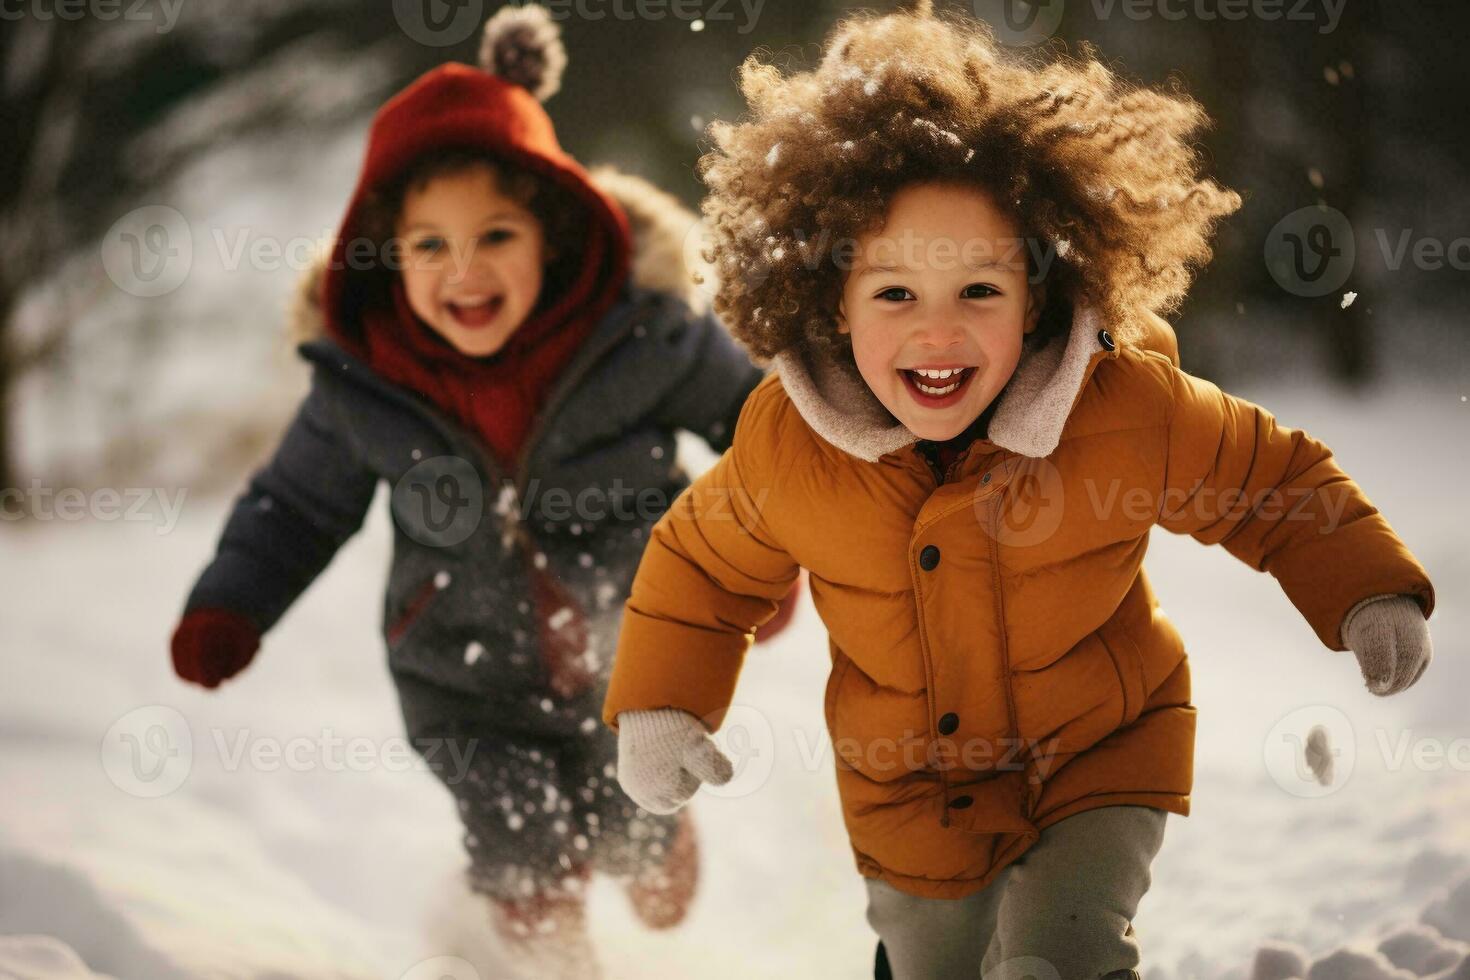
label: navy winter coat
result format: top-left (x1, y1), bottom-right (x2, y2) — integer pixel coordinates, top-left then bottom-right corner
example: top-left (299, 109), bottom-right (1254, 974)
top-left (182, 171), bottom-right (765, 741)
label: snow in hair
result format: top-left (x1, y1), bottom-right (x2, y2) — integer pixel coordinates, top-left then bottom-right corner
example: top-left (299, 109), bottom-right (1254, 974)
top-left (698, 2), bottom-right (1242, 361)
top-left (478, 4), bottom-right (567, 102)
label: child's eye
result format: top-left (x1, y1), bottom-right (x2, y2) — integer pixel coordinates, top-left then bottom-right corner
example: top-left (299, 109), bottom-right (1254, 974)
top-left (962, 283), bottom-right (999, 299)
top-left (481, 229), bottom-right (516, 245)
top-left (875, 287), bottom-right (914, 302)
top-left (412, 238), bottom-right (443, 254)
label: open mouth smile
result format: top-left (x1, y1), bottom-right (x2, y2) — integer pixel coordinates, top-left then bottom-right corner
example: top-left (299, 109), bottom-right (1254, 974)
top-left (899, 366), bottom-right (977, 407)
top-left (445, 295), bottom-right (505, 329)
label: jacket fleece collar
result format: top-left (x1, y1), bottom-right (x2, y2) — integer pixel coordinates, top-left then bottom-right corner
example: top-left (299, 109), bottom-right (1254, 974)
top-left (773, 304), bottom-right (1117, 462)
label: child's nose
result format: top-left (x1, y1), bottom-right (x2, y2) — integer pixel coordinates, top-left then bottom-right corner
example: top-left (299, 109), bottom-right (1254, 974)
top-left (912, 316), bottom-right (965, 349)
top-left (448, 244), bottom-right (500, 288)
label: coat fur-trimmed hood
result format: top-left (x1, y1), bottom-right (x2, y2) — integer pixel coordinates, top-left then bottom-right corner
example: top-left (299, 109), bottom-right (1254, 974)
top-left (288, 165), bottom-right (708, 345)
top-left (771, 305), bottom-right (1181, 462)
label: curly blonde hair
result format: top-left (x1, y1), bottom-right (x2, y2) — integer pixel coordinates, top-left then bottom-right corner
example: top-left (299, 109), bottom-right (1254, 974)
top-left (699, 0), bottom-right (1242, 361)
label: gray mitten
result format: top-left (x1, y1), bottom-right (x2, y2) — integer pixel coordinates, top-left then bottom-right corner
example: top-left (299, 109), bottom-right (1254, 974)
top-left (1340, 594), bottom-right (1433, 697)
top-left (615, 708), bottom-right (735, 814)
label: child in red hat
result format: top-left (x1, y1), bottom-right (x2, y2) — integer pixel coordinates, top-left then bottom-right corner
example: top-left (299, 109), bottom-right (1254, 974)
top-left (170, 6), bottom-right (794, 974)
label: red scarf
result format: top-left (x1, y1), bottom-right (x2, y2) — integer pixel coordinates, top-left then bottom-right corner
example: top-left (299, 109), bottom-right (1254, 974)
top-left (358, 219), bottom-right (621, 470)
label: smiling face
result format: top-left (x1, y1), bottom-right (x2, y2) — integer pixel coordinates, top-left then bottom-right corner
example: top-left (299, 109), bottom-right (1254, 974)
top-left (837, 180), bottom-right (1044, 442)
top-left (394, 164), bottom-right (548, 358)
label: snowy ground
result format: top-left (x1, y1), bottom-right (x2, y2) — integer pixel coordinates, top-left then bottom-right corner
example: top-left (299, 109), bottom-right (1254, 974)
top-left (1, 376), bottom-right (1466, 979)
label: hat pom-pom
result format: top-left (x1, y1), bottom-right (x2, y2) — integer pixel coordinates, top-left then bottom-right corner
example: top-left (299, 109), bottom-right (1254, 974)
top-left (478, 4), bottom-right (567, 102)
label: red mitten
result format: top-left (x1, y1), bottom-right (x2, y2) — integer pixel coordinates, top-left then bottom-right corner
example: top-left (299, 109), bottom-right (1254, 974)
top-left (171, 608), bottom-right (260, 689)
top-left (754, 572), bottom-right (804, 645)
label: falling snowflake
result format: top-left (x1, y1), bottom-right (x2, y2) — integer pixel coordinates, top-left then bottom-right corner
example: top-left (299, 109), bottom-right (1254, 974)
top-left (434, 571), bottom-right (451, 589)
top-left (464, 641), bottom-right (485, 666)
top-left (765, 143), bottom-right (782, 168)
top-left (495, 483), bottom-right (517, 517)
top-left (1340, 291), bottom-right (1358, 309)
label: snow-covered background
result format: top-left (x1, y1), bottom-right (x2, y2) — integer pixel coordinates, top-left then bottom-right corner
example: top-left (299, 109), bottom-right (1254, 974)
top-left (1, 374), bottom-right (1466, 980)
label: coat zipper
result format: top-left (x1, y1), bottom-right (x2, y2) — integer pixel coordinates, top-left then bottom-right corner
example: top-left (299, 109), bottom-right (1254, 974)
top-left (511, 296), bottom-right (652, 499)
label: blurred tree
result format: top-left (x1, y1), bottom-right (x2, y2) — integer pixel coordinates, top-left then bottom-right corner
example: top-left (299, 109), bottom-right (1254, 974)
top-left (0, 2), bottom-right (435, 498)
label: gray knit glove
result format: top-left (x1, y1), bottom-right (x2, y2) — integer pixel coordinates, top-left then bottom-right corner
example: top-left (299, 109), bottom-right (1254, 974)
top-left (615, 708), bottom-right (735, 814)
top-left (1341, 594), bottom-right (1433, 697)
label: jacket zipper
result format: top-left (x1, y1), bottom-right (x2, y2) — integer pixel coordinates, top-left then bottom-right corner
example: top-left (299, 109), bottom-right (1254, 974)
top-left (511, 296), bottom-right (652, 499)
top-left (492, 298), bottom-right (652, 560)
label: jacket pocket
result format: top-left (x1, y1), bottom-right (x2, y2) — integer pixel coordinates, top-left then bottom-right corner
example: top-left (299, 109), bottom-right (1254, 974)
top-left (1098, 620), bottom-right (1146, 729)
top-left (826, 650), bottom-right (931, 783)
top-left (386, 575), bottom-right (443, 647)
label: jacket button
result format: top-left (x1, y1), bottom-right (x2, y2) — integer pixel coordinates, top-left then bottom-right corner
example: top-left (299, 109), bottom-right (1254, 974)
top-left (937, 712), bottom-right (959, 735)
top-left (919, 545), bottom-right (941, 570)
top-left (1097, 328), bottom-right (1116, 351)
top-left (947, 795), bottom-right (975, 810)
top-left (981, 471), bottom-right (992, 484)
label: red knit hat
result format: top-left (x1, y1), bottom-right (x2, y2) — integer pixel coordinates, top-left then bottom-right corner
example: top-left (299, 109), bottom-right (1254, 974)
top-left (320, 4), bottom-right (631, 351)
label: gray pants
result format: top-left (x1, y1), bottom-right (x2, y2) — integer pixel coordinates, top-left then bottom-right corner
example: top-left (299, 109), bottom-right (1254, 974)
top-left (864, 805), bottom-right (1168, 980)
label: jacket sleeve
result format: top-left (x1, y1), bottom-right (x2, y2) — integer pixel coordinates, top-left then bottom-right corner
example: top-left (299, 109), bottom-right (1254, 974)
top-left (604, 380), bottom-right (800, 731)
top-left (182, 369), bottom-right (378, 633)
top-left (1156, 360), bottom-right (1434, 651)
top-left (652, 307), bottom-right (766, 454)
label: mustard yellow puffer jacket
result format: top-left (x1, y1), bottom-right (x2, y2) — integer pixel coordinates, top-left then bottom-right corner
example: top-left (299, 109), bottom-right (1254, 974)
top-left (602, 306), bottom-right (1435, 899)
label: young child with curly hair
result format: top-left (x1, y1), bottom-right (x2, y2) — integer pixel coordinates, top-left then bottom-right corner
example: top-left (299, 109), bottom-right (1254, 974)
top-left (602, 3), bottom-right (1437, 978)
top-left (167, 6), bottom-right (794, 976)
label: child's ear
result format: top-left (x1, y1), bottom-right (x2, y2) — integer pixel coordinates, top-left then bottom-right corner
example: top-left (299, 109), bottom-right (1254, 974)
top-left (1023, 283), bottom-right (1047, 335)
top-left (835, 296), bottom-right (850, 335)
